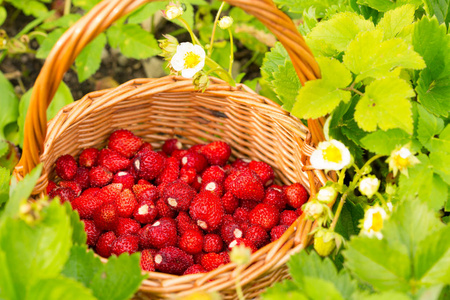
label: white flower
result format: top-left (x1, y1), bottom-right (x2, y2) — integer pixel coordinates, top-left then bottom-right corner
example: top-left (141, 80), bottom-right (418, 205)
top-left (218, 16), bottom-right (233, 29)
top-left (164, 3), bottom-right (183, 20)
top-left (359, 176), bottom-right (380, 199)
top-left (361, 205), bottom-right (387, 239)
top-left (170, 42), bottom-right (206, 78)
top-left (387, 144), bottom-right (420, 177)
top-left (310, 139), bottom-right (351, 171)
top-left (316, 186), bottom-right (337, 204)
top-left (386, 202), bottom-right (393, 211)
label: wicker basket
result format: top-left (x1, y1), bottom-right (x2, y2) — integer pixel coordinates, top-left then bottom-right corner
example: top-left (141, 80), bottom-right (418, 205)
top-left (13, 0), bottom-right (335, 298)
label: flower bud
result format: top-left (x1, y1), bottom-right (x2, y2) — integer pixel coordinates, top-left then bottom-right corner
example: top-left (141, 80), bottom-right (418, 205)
top-left (359, 176), bottom-right (380, 199)
top-left (316, 186), bottom-right (338, 204)
top-left (159, 34), bottom-right (179, 61)
top-left (303, 200), bottom-right (325, 220)
top-left (164, 3), bottom-right (183, 20)
top-left (230, 244), bottom-right (252, 266)
top-left (386, 144), bottom-right (420, 177)
top-left (218, 16), bottom-right (233, 30)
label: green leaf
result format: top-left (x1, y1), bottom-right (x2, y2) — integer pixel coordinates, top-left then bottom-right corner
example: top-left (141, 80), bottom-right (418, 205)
top-left (334, 200), bottom-right (365, 240)
top-left (307, 12), bottom-right (374, 52)
top-left (27, 276), bottom-right (96, 300)
top-left (361, 129), bottom-right (411, 155)
top-left (62, 245), bottom-right (103, 289)
top-left (75, 33), bottom-right (107, 82)
top-left (274, 0), bottom-right (348, 17)
top-left (356, 0), bottom-right (422, 12)
top-left (413, 17), bottom-right (450, 118)
top-left (0, 167), bottom-right (10, 207)
top-left (261, 42), bottom-right (290, 87)
top-left (376, 4), bottom-right (416, 40)
top-left (429, 125), bottom-right (450, 184)
top-left (36, 28), bottom-right (65, 59)
top-left (355, 291), bottom-right (412, 300)
top-left (39, 13), bottom-right (81, 30)
top-left (344, 30), bottom-right (426, 82)
top-left (127, 2), bottom-right (168, 24)
top-left (64, 203), bottom-right (86, 245)
top-left (354, 77), bottom-right (415, 134)
top-left (115, 24), bottom-right (160, 59)
top-left (272, 61), bottom-right (301, 111)
top-left (262, 280), bottom-right (307, 300)
top-left (292, 57), bottom-right (352, 119)
top-left (417, 104), bottom-right (445, 147)
top-left (0, 6), bottom-right (6, 27)
top-left (427, 124), bottom-right (450, 153)
top-left (0, 72), bottom-right (19, 140)
top-left (72, 0), bottom-right (101, 11)
top-left (423, 0), bottom-right (450, 24)
top-left (8, 0), bottom-right (48, 17)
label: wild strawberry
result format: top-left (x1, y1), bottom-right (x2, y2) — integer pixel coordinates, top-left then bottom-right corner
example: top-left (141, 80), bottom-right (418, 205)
top-left (115, 189), bottom-right (138, 218)
top-left (71, 195), bottom-right (103, 219)
top-left (156, 198), bottom-right (177, 219)
top-left (115, 217), bottom-right (141, 237)
top-left (49, 187), bottom-right (76, 203)
top-left (162, 180), bottom-right (196, 212)
top-left (201, 252), bottom-right (227, 271)
top-left (181, 152), bottom-right (208, 173)
top-left (172, 149), bottom-right (189, 161)
top-left (249, 203), bottom-right (280, 231)
top-left (233, 207), bottom-right (250, 224)
top-left (200, 181), bottom-right (224, 198)
top-left (140, 249), bottom-right (156, 272)
top-left (133, 199), bottom-right (158, 224)
top-left (244, 225), bottom-right (269, 248)
top-left (219, 251), bottom-right (231, 264)
top-left (279, 210), bottom-right (298, 226)
top-left (59, 181), bottom-right (82, 196)
top-left (179, 230), bottom-right (204, 254)
top-left (93, 202), bottom-right (119, 231)
top-left (98, 148), bottom-right (130, 173)
top-left (248, 161), bottom-right (275, 187)
top-left (228, 238), bottom-right (257, 253)
top-left (200, 141), bottom-right (231, 166)
top-left (179, 166), bottom-right (196, 185)
top-left (140, 218), bottom-right (178, 249)
top-left (240, 199), bottom-right (259, 211)
top-left (224, 169), bottom-right (241, 192)
top-left (155, 157), bottom-right (180, 186)
top-left (202, 166), bottom-right (226, 184)
top-left (191, 175), bottom-right (203, 192)
top-left (132, 183), bottom-right (158, 203)
top-left (176, 211), bottom-right (200, 236)
top-left (89, 166), bottom-right (113, 187)
top-left (183, 264), bottom-right (206, 275)
top-left (239, 220), bottom-right (251, 232)
top-left (162, 138), bottom-right (183, 156)
top-left (83, 219), bottom-right (101, 246)
top-left (231, 158), bottom-right (251, 169)
top-left (111, 234), bottom-right (139, 256)
top-left (137, 142), bottom-right (154, 156)
top-left (157, 151), bottom-right (168, 158)
top-left (188, 144), bottom-right (205, 154)
top-left (81, 187), bottom-right (100, 197)
top-left (138, 179), bottom-right (151, 185)
top-left (108, 129), bottom-right (143, 158)
top-left (193, 252), bottom-right (205, 265)
top-left (314, 231), bottom-right (336, 257)
top-left (222, 164), bottom-right (233, 175)
top-left (113, 171), bottom-right (135, 190)
top-left (154, 246), bottom-right (194, 275)
top-left (96, 231), bottom-right (116, 258)
top-left (96, 183), bottom-right (123, 204)
top-left (229, 169), bottom-right (265, 202)
top-left (46, 180), bottom-right (57, 194)
top-left (74, 167), bottom-right (90, 190)
top-left (283, 183), bottom-right (309, 209)
top-left (222, 214), bottom-right (235, 225)
top-left (133, 150), bottom-right (166, 181)
top-left (203, 234), bottom-right (223, 253)
top-left (270, 225), bottom-right (289, 242)
top-left (190, 192), bottom-right (224, 232)
top-left (263, 187), bottom-right (286, 211)
top-left (78, 148), bottom-right (99, 168)
top-left (55, 154), bottom-right (78, 181)
top-left (220, 222), bottom-right (243, 245)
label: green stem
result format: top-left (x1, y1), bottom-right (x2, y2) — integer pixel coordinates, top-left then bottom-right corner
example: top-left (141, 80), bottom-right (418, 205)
top-left (235, 270), bottom-right (245, 300)
top-left (330, 190), bottom-right (348, 231)
top-left (239, 51), bottom-right (259, 72)
top-left (205, 56), bottom-right (235, 85)
top-left (227, 27), bottom-right (234, 76)
top-left (375, 192), bottom-right (388, 208)
top-left (208, 1), bottom-right (226, 56)
top-left (342, 86), bottom-right (364, 96)
top-left (177, 17), bottom-right (201, 45)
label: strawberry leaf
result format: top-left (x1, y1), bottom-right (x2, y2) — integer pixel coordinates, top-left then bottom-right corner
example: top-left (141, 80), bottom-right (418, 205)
top-left (272, 61), bottom-right (301, 111)
top-left (0, 167), bottom-right (10, 209)
top-left (64, 203), bottom-right (87, 245)
top-left (0, 72), bottom-right (19, 141)
top-left (261, 280), bottom-right (307, 300)
top-left (62, 245), bottom-right (103, 289)
top-left (356, 0), bottom-right (422, 12)
top-left (261, 42), bottom-right (290, 89)
top-left (27, 276), bottom-right (96, 300)
top-left (75, 33), bottom-right (107, 83)
top-left (429, 125), bottom-right (450, 185)
top-left (417, 104), bottom-right (445, 148)
top-left (114, 24), bottom-right (161, 60)
top-left (361, 129), bottom-right (411, 155)
top-left (375, 4), bottom-right (416, 40)
top-left (422, 0), bottom-right (450, 24)
top-left (334, 200), bottom-right (365, 240)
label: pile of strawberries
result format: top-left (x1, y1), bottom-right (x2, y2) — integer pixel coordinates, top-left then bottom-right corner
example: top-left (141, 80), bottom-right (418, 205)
top-left (48, 129), bottom-right (309, 275)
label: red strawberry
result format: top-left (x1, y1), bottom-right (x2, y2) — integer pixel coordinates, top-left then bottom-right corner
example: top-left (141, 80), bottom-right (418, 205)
top-left (89, 166), bottom-right (113, 187)
top-left (116, 189), bottom-right (138, 218)
top-left (228, 238), bottom-right (257, 253)
top-left (193, 252), bottom-right (206, 265)
top-left (140, 249), bottom-right (156, 272)
top-left (188, 144), bottom-right (205, 154)
top-left (201, 252), bottom-right (226, 271)
top-left (200, 181), bottom-right (224, 198)
top-left (202, 166), bottom-right (226, 184)
top-left (108, 129), bottom-right (143, 158)
top-left (220, 222), bottom-right (243, 245)
top-left (132, 183), bottom-right (158, 203)
top-left (270, 225), bottom-right (289, 242)
top-left (93, 202), bottom-right (119, 231)
top-left (162, 180), bottom-right (196, 211)
top-left (98, 148), bottom-right (131, 173)
top-left (96, 183), bottom-right (123, 204)
top-left (96, 231), bottom-right (116, 258)
top-left (81, 187), bottom-right (100, 197)
top-left (229, 169), bottom-right (265, 202)
top-left (219, 251), bottom-right (231, 264)
top-left (179, 230), bottom-right (204, 254)
top-left (49, 187), bottom-right (76, 203)
top-left (231, 158), bottom-right (251, 169)
top-left (223, 164), bottom-right (233, 175)
top-left (200, 141), bottom-right (231, 166)
top-left (137, 142), bottom-right (154, 156)
top-left (133, 150), bottom-right (166, 181)
top-left (154, 246), bottom-right (194, 275)
top-left (156, 198), bottom-right (177, 219)
top-left (111, 234), bottom-right (139, 255)
top-left (190, 192), bottom-right (224, 232)
top-left (59, 181), bottom-right (82, 197)
top-left (115, 217), bottom-right (141, 237)
top-left (233, 207), bottom-right (250, 224)
top-left (113, 171), bottom-right (135, 190)
top-left (179, 166), bottom-right (197, 185)
top-left (181, 152), bottom-right (208, 173)
top-left (248, 161), bottom-right (275, 187)
top-left (183, 264), bottom-right (206, 275)
top-left (155, 157), bottom-right (180, 186)
top-left (203, 234), bottom-right (223, 253)
top-left (263, 186), bottom-right (286, 211)
top-left (249, 203), bottom-right (280, 231)
top-left (244, 225), bottom-right (269, 248)
top-left (172, 149), bottom-right (189, 161)
top-left (78, 148), bottom-right (99, 168)
top-left (46, 180), bottom-right (57, 194)
top-left (222, 214), bottom-right (235, 225)
top-left (240, 199), bottom-right (259, 211)
top-left (83, 219), bottom-right (101, 246)
top-left (283, 183), bottom-right (309, 209)
top-left (162, 138), bottom-right (183, 156)
top-left (192, 175), bottom-right (203, 192)
top-left (139, 218), bottom-right (178, 249)
top-left (279, 210), bottom-right (298, 226)
top-left (55, 154), bottom-right (78, 181)
top-left (71, 195), bottom-right (103, 219)
top-left (133, 199), bottom-right (158, 224)
top-left (176, 211), bottom-right (201, 236)
top-left (74, 167), bottom-right (90, 190)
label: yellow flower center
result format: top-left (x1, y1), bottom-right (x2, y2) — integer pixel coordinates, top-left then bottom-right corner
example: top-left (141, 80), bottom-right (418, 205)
top-left (370, 212), bottom-right (383, 232)
top-left (393, 154), bottom-right (409, 170)
top-left (323, 144), bottom-right (342, 163)
top-left (184, 51), bottom-right (201, 69)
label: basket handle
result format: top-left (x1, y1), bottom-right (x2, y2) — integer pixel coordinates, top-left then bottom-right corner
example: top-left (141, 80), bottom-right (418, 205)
top-left (16, 0), bottom-right (322, 176)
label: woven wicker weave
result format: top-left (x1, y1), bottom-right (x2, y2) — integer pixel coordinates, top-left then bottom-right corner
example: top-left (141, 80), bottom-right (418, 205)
top-left (13, 0), bottom-right (335, 298)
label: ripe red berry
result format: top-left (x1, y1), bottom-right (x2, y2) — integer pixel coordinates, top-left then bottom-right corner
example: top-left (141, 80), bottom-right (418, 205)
top-left (249, 203), bottom-right (280, 231)
top-left (228, 238), bottom-right (257, 253)
top-left (78, 148), bottom-right (99, 168)
top-left (270, 225), bottom-right (289, 242)
top-left (96, 183), bottom-right (123, 204)
top-left (172, 149), bottom-right (189, 161)
top-left (181, 152), bottom-right (208, 173)
top-left (46, 180), bottom-right (57, 195)
top-left (93, 202), bottom-right (119, 231)
top-left (108, 129), bottom-right (143, 158)
top-left (96, 231), bottom-right (116, 258)
top-left (244, 225), bottom-right (269, 248)
top-left (183, 264), bottom-right (206, 275)
top-left (233, 207), bottom-right (250, 224)
top-left (140, 249), bottom-right (156, 272)
top-left (220, 222), bottom-right (243, 245)
top-left (263, 186), bottom-right (286, 211)
top-left (132, 183), bottom-right (158, 203)
top-left (203, 234), bottom-right (224, 253)
top-left (49, 187), bottom-right (77, 203)
top-left (83, 219), bottom-right (101, 246)
top-left (156, 198), bottom-right (177, 219)
top-left (201, 252), bottom-right (227, 271)
top-left (89, 166), bottom-right (113, 187)
top-left (179, 166), bottom-right (197, 185)
top-left (111, 234), bottom-right (139, 256)
top-left (115, 189), bottom-right (138, 218)
top-left (133, 199), bottom-right (158, 224)
top-left (155, 157), bottom-right (180, 186)
top-left (162, 138), bottom-right (183, 156)
top-left (98, 148), bottom-right (131, 174)
top-left (162, 180), bottom-right (196, 211)
top-left (133, 150), bottom-right (166, 181)
top-left (188, 144), bottom-right (205, 154)
top-left (154, 246), bottom-right (194, 275)
top-left (74, 167), bottom-right (90, 190)
top-left (139, 218), bottom-right (178, 249)
top-left (55, 154), bottom-right (78, 181)
top-left (221, 192), bottom-right (239, 214)
top-left (113, 171), bottom-right (135, 190)
top-left (248, 161), bottom-right (275, 187)
top-left (176, 211), bottom-right (200, 236)
top-left (201, 166), bottom-right (226, 184)
top-left (81, 187), bottom-right (100, 197)
top-left (71, 195), bottom-right (103, 219)
top-left (200, 141), bottom-right (231, 166)
top-left (179, 229), bottom-right (204, 254)
top-left (279, 210), bottom-right (298, 226)
top-left (190, 192), bottom-right (224, 232)
top-left (200, 181), bottom-right (224, 198)
top-left (229, 169), bottom-right (265, 202)
top-left (231, 158), bottom-right (251, 169)
top-left (283, 183), bottom-right (309, 209)
top-left (115, 217), bottom-right (141, 237)
top-left (137, 142), bottom-right (154, 156)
